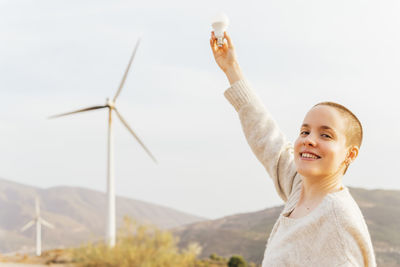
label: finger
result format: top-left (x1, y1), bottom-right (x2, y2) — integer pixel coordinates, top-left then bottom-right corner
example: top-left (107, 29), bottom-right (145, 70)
top-left (210, 32), bottom-right (216, 44)
top-left (211, 32), bottom-right (217, 43)
top-left (210, 37), bottom-right (218, 53)
top-left (222, 40), bottom-right (228, 50)
top-left (210, 35), bottom-right (216, 47)
top-left (224, 32), bottom-right (233, 48)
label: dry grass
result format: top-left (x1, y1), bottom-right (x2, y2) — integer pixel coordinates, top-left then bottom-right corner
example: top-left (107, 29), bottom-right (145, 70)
top-left (72, 217), bottom-right (202, 267)
top-left (1, 217), bottom-right (257, 267)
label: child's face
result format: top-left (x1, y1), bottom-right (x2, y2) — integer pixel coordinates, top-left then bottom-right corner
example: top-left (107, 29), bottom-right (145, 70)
top-left (294, 105), bottom-right (350, 179)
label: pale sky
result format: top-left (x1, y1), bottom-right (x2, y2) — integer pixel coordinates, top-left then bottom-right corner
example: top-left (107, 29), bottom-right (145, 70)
top-left (1, 0), bottom-right (400, 219)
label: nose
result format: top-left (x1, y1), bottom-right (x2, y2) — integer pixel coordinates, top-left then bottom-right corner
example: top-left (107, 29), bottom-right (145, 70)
top-left (303, 135), bottom-right (317, 147)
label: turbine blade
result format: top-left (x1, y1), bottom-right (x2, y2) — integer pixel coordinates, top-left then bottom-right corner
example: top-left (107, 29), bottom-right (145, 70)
top-left (48, 105), bottom-right (107, 119)
top-left (114, 108), bottom-right (158, 164)
top-left (113, 38), bottom-right (141, 102)
top-left (21, 220), bottom-right (35, 232)
top-left (40, 218), bottom-right (54, 229)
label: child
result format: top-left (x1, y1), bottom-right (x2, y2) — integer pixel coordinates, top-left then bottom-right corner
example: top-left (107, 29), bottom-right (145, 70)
top-left (210, 31), bottom-right (376, 267)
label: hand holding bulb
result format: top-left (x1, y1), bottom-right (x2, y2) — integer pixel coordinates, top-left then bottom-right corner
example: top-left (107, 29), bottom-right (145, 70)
top-left (211, 12), bottom-right (229, 47)
top-left (210, 31), bottom-right (244, 85)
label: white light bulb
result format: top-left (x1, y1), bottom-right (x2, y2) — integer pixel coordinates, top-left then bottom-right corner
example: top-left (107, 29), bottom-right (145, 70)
top-left (211, 12), bottom-right (229, 47)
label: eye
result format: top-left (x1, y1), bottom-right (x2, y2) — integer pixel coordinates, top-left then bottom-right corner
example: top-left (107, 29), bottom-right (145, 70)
top-left (321, 134), bottom-right (332, 138)
top-left (300, 131), bottom-right (309, 135)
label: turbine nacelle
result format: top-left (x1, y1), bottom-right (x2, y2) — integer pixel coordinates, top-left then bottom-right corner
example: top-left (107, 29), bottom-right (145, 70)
top-left (106, 98), bottom-right (115, 109)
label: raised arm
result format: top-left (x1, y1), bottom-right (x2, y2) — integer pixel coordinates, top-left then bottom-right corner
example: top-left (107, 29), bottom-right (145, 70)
top-left (210, 32), bottom-right (299, 202)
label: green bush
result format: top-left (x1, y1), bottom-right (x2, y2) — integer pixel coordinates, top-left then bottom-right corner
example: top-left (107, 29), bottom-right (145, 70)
top-left (227, 255), bottom-right (248, 267)
top-left (210, 253), bottom-right (225, 261)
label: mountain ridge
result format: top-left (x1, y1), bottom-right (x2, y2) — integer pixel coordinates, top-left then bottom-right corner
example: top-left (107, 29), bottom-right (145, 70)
top-left (0, 177), bottom-right (205, 253)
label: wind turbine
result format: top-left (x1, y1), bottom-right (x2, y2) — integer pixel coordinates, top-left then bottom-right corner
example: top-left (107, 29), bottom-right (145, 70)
top-left (49, 39), bottom-right (157, 247)
top-left (21, 197), bottom-right (54, 256)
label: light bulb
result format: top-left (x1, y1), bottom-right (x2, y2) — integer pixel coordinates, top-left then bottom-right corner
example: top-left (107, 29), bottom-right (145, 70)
top-left (211, 12), bottom-right (229, 47)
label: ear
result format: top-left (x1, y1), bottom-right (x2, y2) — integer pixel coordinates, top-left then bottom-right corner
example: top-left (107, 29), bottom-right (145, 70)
top-left (345, 146), bottom-right (359, 164)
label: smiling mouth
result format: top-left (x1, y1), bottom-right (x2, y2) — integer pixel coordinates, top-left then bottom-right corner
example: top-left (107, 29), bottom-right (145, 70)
top-left (300, 152), bottom-right (321, 159)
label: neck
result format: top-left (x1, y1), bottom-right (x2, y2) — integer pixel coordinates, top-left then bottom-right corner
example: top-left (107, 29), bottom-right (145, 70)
top-left (300, 173), bottom-right (344, 205)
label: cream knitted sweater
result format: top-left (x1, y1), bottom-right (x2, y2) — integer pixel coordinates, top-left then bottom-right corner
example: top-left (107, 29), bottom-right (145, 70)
top-left (224, 80), bottom-right (377, 267)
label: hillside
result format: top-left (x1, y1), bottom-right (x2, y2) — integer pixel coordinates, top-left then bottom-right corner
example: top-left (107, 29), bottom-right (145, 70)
top-left (174, 187), bottom-right (400, 267)
top-left (0, 178), bottom-right (205, 253)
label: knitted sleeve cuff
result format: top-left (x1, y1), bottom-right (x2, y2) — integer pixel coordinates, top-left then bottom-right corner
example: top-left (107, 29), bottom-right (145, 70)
top-left (223, 79), bottom-right (258, 112)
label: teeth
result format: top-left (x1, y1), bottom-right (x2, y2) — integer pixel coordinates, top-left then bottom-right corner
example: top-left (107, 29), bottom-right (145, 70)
top-left (301, 153), bottom-right (319, 159)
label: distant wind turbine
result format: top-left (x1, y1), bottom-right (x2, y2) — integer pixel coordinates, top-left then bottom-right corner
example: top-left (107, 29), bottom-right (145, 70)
top-left (49, 39), bottom-right (157, 247)
top-left (21, 197), bottom-right (54, 256)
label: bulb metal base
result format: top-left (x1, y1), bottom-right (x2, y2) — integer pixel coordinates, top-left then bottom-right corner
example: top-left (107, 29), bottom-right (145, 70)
top-left (217, 37), bottom-right (224, 47)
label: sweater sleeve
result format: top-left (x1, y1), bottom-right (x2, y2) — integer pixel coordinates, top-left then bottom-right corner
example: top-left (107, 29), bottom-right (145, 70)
top-left (332, 197), bottom-right (377, 267)
top-left (224, 79), bottom-right (298, 202)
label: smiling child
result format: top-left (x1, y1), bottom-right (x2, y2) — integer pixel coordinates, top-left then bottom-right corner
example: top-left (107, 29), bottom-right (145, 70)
top-left (210, 31), bottom-right (376, 267)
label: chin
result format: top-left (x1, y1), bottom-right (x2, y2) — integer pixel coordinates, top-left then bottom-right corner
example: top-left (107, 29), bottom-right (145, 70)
top-left (296, 166), bottom-right (323, 179)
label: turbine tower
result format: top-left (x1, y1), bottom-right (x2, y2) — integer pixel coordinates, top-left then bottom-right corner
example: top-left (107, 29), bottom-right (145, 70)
top-left (49, 39), bottom-right (157, 247)
top-left (21, 197), bottom-right (54, 256)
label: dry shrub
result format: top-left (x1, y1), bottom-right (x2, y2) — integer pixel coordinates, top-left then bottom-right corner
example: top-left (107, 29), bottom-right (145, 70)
top-left (73, 217), bottom-right (201, 267)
